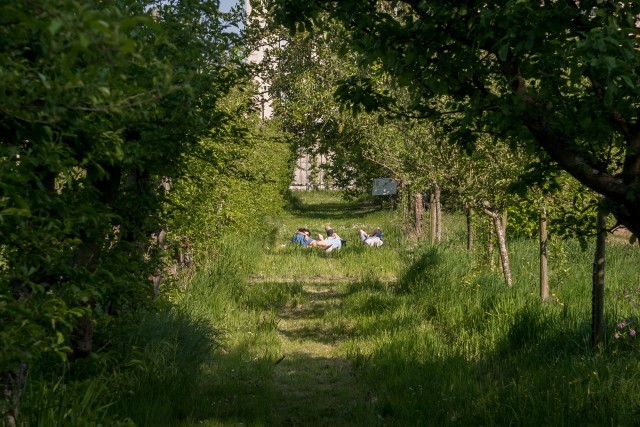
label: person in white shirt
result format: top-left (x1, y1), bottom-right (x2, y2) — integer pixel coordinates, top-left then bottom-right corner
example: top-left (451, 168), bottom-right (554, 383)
top-left (358, 227), bottom-right (383, 247)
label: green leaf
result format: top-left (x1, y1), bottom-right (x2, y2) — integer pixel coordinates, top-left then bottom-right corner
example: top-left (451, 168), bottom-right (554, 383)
top-left (1, 207), bottom-right (31, 217)
top-left (48, 19), bottom-right (63, 35)
top-left (498, 43), bottom-right (509, 61)
top-left (622, 75), bottom-right (635, 89)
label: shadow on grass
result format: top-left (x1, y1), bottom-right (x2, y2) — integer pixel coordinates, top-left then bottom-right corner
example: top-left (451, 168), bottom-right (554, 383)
top-left (274, 279), bottom-right (415, 344)
top-left (94, 308), bottom-right (221, 426)
top-left (395, 245), bottom-right (440, 293)
top-left (185, 350), bottom-right (377, 427)
top-left (186, 248), bottom-right (633, 426)
top-left (277, 286), bottom-right (351, 345)
top-left (290, 198), bottom-right (385, 222)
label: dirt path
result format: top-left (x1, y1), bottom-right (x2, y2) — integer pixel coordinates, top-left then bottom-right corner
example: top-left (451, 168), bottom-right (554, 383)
top-left (267, 284), bottom-right (372, 426)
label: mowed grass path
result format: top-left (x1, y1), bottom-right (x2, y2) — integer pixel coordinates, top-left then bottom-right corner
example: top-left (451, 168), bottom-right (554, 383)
top-left (248, 192), bottom-right (401, 425)
top-left (268, 284), bottom-right (368, 425)
top-left (184, 191), bottom-right (404, 426)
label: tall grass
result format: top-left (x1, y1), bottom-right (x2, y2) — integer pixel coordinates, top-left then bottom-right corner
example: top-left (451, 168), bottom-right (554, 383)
top-left (17, 376), bottom-right (129, 427)
top-left (254, 191), bottom-right (640, 425)
top-left (336, 220), bottom-right (640, 425)
top-left (17, 191), bottom-right (640, 426)
top-left (215, 191), bottom-right (640, 425)
top-left (118, 237), bottom-right (296, 426)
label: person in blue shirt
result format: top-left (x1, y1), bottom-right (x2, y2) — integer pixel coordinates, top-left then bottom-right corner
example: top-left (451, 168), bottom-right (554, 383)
top-left (292, 227), bottom-right (343, 251)
top-left (291, 228), bottom-right (315, 247)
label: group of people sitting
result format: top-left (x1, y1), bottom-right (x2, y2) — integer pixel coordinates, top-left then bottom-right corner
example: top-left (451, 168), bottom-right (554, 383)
top-left (291, 225), bottom-right (384, 251)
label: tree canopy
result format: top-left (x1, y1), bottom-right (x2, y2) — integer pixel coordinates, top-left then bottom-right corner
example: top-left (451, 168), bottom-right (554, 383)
top-left (0, 0), bottom-right (253, 380)
top-left (265, 0), bottom-right (640, 240)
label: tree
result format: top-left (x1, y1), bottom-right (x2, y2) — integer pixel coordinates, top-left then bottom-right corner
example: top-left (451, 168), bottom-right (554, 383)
top-left (0, 0), bottom-right (247, 420)
top-left (166, 84), bottom-right (293, 258)
top-left (266, 0), bottom-right (640, 241)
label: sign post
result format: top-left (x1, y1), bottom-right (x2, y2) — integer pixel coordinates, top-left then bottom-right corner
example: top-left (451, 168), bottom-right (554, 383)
top-left (372, 178), bottom-right (398, 196)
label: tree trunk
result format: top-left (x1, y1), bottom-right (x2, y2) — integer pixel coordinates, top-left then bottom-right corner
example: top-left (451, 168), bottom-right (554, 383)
top-left (414, 192), bottom-right (424, 236)
top-left (591, 205), bottom-right (607, 348)
top-left (484, 207), bottom-right (513, 287)
top-left (1, 361), bottom-right (28, 426)
top-left (69, 163), bottom-right (123, 361)
top-left (400, 181), bottom-right (410, 233)
top-left (501, 210), bottom-right (508, 236)
top-left (430, 193), bottom-right (436, 244)
top-left (497, 210), bottom-right (508, 275)
top-left (465, 204), bottom-right (473, 251)
top-left (149, 229), bottom-right (167, 299)
top-left (487, 218), bottom-right (494, 270)
top-left (70, 315), bottom-right (94, 360)
top-left (540, 207), bottom-right (549, 301)
top-left (434, 184), bottom-right (442, 243)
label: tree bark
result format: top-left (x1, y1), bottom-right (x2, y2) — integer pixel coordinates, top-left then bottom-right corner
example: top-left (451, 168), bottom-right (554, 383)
top-left (591, 205), bottom-right (607, 348)
top-left (484, 207), bottom-right (513, 287)
top-left (487, 218), bottom-right (494, 270)
top-left (414, 192), bottom-right (424, 236)
top-left (430, 193), bottom-right (436, 244)
top-left (501, 210), bottom-right (507, 236)
top-left (70, 315), bottom-right (94, 360)
top-left (1, 361), bottom-right (27, 426)
top-left (540, 207), bottom-right (549, 301)
top-left (434, 183), bottom-right (442, 243)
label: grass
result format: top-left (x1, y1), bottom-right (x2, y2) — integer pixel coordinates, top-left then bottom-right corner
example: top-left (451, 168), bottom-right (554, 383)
top-left (182, 191), bottom-right (640, 426)
top-left (252, 191), bottom-right (404, 282)
top-left (18, 191), bottom-right (640, 426)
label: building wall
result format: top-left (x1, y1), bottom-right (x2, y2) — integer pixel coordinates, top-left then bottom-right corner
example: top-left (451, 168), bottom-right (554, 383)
top-left (290, 151), bottom-right (329, 190)
top-left (245, 1), bottom-right (329, 191)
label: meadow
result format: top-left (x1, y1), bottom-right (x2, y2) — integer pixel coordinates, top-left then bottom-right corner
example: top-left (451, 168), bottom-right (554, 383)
top-left (172, 191), bottom-right (640, 426)
top-left (19, 191), bottom-right (640, 426)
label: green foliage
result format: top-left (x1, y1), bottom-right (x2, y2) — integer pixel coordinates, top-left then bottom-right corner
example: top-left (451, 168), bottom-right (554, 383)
top-left (18, 377), bottom-right (134, 427)
top-left (255, 23), bottom-right (390, 197)
top-left (267, 0), bottom-right (640, 238)
top-left (165, 86), bottom-right (293, 257)
top-left (0, 0), bottom-right (252, 421)
top-left (257, 3), bottom-right (568, 236)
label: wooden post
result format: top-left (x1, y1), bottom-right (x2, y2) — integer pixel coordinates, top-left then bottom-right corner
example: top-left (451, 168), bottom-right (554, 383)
top-left (414, 192), bottom-right (424, 236)
top-left (501, 210), bottom-right (508, 236)
top-left (493, 213), bottom-right (512, 287)
top-left (487, 218), bottom-right (494, 270)
top-left (434, 184), bottom-right (442, 243)
top-left (430, 193), bottom-right (436, 244)
top-left (465, 203), bottom-right (473, 251)
top-left (540, 207), bottom-right (549, 301)
top-left (591, 205), bottom-right (607, 348)
top-left (483, 205), bottom-right (512, 287)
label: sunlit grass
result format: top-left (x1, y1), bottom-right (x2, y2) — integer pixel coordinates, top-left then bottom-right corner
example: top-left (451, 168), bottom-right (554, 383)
top-left (184, 190), bottom-right (640, 426)
top-left (21, 190), bottom-right (640, 426)
top-left (253, 191), bottom-right (403, 281)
